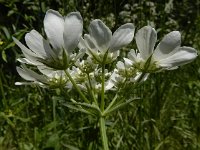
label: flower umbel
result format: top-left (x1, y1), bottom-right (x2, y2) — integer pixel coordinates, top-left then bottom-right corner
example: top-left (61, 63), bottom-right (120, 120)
top-left (13, 9), bottom-right (198, 150)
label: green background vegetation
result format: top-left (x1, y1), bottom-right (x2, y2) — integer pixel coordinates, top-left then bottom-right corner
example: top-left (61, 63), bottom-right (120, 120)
top-left (0, 0), bottom-right (200, 149)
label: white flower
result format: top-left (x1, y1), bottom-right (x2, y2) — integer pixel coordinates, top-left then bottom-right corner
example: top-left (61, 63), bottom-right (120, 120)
top-left (75, 57), bottom-right (98, 73)
top-left (79, 19), bottom-right (135, 63)
top-left (115, 60), bottom-right (149, 83)
top-left (16, 65), bottom-right (72, 88)
top-left (70, 66), bottom-right (115, 92)
top-left (13, 9), bottom-right (83, 70)
top-left (129, 26), bottom-right (198, 72)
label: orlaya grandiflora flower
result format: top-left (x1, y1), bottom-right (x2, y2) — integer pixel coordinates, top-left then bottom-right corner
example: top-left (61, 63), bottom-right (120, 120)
top-left (127, 26), bottom-right (198, 72)
top-left (13, 9), bottom-right (83, 70)
top-left (75, 57), bottom-right (98, 74)
top-left (78, 19), bottom-right (135, 64)
top-left (15, 66), bottom-right (72, 88)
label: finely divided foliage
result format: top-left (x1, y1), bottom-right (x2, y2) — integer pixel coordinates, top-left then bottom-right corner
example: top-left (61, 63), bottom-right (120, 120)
top-left (13, 9), bottom-right (198, 150)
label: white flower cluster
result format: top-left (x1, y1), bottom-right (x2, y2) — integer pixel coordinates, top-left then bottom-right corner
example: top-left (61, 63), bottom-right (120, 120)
top-left (14, 9), bottom-right (198, 93)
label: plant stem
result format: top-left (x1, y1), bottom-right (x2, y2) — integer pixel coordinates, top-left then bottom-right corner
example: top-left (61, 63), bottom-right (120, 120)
top-left (87, 73), bottom-right (98, 105)
top-left (99, 117), bottom-right (109, 150)
top-left (64, 70), bottom-right (89, 103)
top-left (0, 67), bottom-right (6, 108)
top-left (103, 94), bottom-right (118, 115)
top-left (100, 52), bottom-right (108, 111)
top-left (100, 62), bottom-right (105, 111)
top-left (53, 97), bottom-right (57, 133)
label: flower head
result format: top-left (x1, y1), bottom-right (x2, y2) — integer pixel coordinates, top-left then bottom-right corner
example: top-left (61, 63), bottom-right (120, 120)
top-left (128, 26), bottom-right (198, 72)
top-left (79, 19), bottom-right (135, 63)
top-left (13, 9), bottom-right (83, 70)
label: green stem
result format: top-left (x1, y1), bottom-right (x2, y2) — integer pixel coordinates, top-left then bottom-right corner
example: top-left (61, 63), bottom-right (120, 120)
top-left (0, 68), bottom-right (6, 108)
top-left (100, 62), bottom-right (105, 111)
top-left (64, 70), bottom-right (89, 103)
top-left (100, 51), bottom-right (108, 111)
top-left (53, 97), bottom-right (57, 132)
top-left (87, 73), bottom-right (98, 105)
top-left (103, 94), bottom-right (118, 116)
top-left (99, 117), bottom-right (109, 150)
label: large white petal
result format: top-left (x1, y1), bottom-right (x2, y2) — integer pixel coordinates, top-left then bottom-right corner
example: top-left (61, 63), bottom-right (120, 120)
top-left (89, 19), bottom-right (112, 53)
top-left (19, 66), bottom-right (48, 83)
top-left (109, 23), bottom-right (135, 52)
top-left (25, 30), bottom-right (56, 59)
top-left (13, 37), bottom-right (42, 65)
top-left (158, 46), bottom-right (197, 68)
top-left (44, 9), bottom-right (64, 50)
top-left (116, 61), bottom-right (125, 70)
top-left (153, 31), bottom-right (181, 60)
top-left (124, 58), bottom-right (133, 67)
top-left (128, 49), bottom-right (138, 63)
top-left (84, 34), bottom-right (97, 51)
top-left (17, 58), bottom-right (36, 65)
top-left (105, 72), bottom-right (118, 90)
top-left (63, 12), bottom-right (83, 54)
top-left (111, 50), bottom-right (119, 60)
top-left (83, 34), bottom-right (99, 59)
top-left (17, 67), bottom-right (36, 81)
top-left (37, 65), bottom-right (55, 76)
top-left (135, 26), bottom-right (157, 60)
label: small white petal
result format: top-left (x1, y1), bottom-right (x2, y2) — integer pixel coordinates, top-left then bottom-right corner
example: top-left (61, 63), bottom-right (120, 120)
top-left (158, 46), bottom-right (197, 68)
top-left (124, 58), bottom-right (133, 67)
top-left (44, 9), bottom-right (64, 50)
top-left (105, 81), bottom-right (114, 90)
top-left (78, 37), bottom-right (87, 49)
top-left (109, 23), bottom-right (135, 52)
top-left (111, 50), bottom-right (120, 60)
top-left (64, 12), bottom-right (83, 54)
top-left (153, 31), bottom-right (181, 60)
top-left (135, 26), bottom-right (157, 60)
top-left (74, 48), bottom-right (86, 60)
top-left (116, 61), bottom-right (125, 70)
top-left (89, 19), bottom-right (112, 53)
top-left (15, 82), bottom-right (32, 85)
top-left (105, 73), bottom-right (116, 90)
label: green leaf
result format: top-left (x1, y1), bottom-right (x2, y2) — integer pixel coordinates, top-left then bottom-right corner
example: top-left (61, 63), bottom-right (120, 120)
top-left (44, 133), bottom-right (60, 150)
top-left (63, 103), bottom-right (95, 116)
top-left (2, 51), bottom-right (7, 62)
top-left (103, 98), bottom-right (139, 116)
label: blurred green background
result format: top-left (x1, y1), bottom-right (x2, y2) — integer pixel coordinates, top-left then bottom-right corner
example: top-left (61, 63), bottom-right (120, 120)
top-left (0, 0), bottom-right (200, 149)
